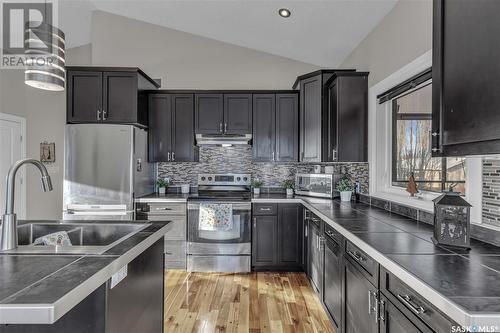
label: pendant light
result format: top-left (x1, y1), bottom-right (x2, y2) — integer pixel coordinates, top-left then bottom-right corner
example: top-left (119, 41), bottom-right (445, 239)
top-left (24, 1), bottom-right (66, 91)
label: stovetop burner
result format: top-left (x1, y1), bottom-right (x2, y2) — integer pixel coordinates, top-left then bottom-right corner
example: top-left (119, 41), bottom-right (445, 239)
top-left (189, 173), bottom-right (251, 202)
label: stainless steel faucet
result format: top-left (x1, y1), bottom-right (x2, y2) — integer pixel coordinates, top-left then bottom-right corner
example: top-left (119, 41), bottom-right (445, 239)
top-left (1, 159), bottom-right (53, 251)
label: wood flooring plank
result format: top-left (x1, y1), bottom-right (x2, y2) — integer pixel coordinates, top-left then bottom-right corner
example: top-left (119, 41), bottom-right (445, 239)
top-left (164, 271), bottom-right (336, 333)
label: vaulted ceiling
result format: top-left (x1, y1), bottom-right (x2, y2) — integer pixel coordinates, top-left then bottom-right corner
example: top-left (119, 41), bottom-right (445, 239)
top-left (59, 0), bottom-right (398, 67)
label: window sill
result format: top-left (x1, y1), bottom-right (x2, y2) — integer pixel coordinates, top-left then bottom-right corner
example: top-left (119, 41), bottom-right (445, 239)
top-left (371, 191), bottom-right (435, 213)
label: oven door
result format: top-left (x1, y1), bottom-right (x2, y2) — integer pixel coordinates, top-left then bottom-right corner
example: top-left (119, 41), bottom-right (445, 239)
top-left (187, 201), bottom-right (251, 245)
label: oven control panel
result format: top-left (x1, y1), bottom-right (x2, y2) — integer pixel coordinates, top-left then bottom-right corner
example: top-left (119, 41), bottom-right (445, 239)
top-left (198, 173), bottom-right (251, 186)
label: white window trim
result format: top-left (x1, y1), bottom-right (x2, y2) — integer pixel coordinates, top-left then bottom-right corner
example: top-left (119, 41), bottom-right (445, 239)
top-left (368, 50), bottom-right (483, 224)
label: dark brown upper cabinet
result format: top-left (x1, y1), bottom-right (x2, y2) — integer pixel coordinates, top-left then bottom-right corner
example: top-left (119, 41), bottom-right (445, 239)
top-left (325, 72), bottom-right (368, 162)
top-left (148, 93), bottom-right (198, 163)
top-left (195, 93), bottom-right (252, 135)
top-left (294, 69), bottom-right (357, 162)
top-left (252, 93), bottom-right (298, 162)
top-left (433, 0), bottom-right (500, 156)
top-left (67, 67), bottom-right (159, 127)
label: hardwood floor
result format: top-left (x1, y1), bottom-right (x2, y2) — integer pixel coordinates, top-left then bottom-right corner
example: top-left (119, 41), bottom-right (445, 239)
top-left (164, 270), bottom-right (336, 333)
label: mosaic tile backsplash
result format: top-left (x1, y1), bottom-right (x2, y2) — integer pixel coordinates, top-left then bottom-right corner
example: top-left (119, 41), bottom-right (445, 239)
top-left (157, 146), bottom-right (369, 193)
top-left (482, 159), bottom-right (500, 227)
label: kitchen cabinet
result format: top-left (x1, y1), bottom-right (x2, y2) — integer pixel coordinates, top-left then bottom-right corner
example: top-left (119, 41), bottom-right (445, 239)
top-left (323, 233), bottom-right (342, 330)
top-left (325, 72), bottom-right (368, 162)
top-left (148, 93), bottom-right (198, 163)
top-left (252, 203), bottom-right (303, 270)
top-left (67, 67), bottom-right (159, 126)
top-left (432, 0), bottom-right (500, 156)
top-left (307, 215), bottom-right (323, 293)
top-left (195, 93), bottom-right (252, 135)
top-left (343, 258), bottom-right (378, 333)
top-left (252, 93), bottom-right (298, 162)
top-left (252, 215), bottom-right (278, 267)
top-left (224, 94), bottom-right (252, 134)
top-left (379, 294), bottom-right (432, 333)
top-left (294, 69), bottom-right (365, 162)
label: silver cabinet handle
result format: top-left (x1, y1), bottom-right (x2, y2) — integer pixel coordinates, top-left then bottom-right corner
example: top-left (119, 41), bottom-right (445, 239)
top-left (167, 152), bottom-right (171, 162)
top-left (253, 218), bottom-right (256, 229)
top-left (332, 149), bottom-right (337, 161)
top-left (102, 109), bottom-right (107, 120)
top-left (272, 151), bottom-right (275, 161)
top-left (379, 299), bottom-right (386, 322)
top-left (347, 250), bottom-right (366, 262)
top-left (97, 109), bottom-right (101, 120)
top-left (368, 290), bottom-right (373, 315)
top-left (172, 152), bottom-right (175, 161)
top-left (397, 294), bottom-right (426, 315)
top-left (305, 224), bottom-right (308, 237)
top-left (260, 207), bottom-right (271, 211)
top-left (224, 123), bottom-right (227, 133)
top-left (219, 123), bottom-right (223, 133)
top-left (368, 290), bottom-right (379, 323)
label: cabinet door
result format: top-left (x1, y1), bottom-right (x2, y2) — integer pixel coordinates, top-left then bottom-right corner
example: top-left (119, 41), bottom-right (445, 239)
top-left (433, 0), bottom-right (500, 155)
top-left (195, 94), bottom-right (224, 134)
top-left (379, 295), bottom-right (431, 333)
top-left (308, 223), bottom-right (322, 293)
top-left (300, 75), bottom-right (322, 162)
top-left (278, 204), bottom-right (303, 267)
top-left (337, 76), bottom-right (368, 162)
top-left (252, 94), bottom-right (276, 162)
top-left (171, 94), bottom-right (196, 162)
top-left (67, 71), bottom-right (103, 123)
top-left (224, 94), bottom-right (252, 134)
top-left (148, 94), bottom-right (172, 162)
top-left (103, 72), bottom-right (138, 123)
top-left (326, 81), bottom-right (338, 162)
top-left (276, 94), bottom-right (299, 162)
top-left (323, 238), bottom-right (342, 329)
top-left (252, 216), bottom-right (278, 267)
top-left (344, 259), bottom-right (378, 333)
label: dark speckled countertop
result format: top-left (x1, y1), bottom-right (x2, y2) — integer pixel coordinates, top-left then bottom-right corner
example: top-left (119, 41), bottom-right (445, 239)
top-left (252, 194), bottom-right (500, 327)
top-left (0, 220), bottom-right (170, 324)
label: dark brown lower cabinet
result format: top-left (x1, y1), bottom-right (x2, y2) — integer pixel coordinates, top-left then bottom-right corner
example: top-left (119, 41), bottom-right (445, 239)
top-left (323, 237), bottom-right (342, 330)
top-left (379, 294), bottom-right (432, 333)
top-left (252, 203), bottom-right (303, 270)
top-left (343, 258), bottom-right (378, 333)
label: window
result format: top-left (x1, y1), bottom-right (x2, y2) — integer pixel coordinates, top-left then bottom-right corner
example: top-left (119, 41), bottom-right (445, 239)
top-left (391, 83), bottom-right (466, 194)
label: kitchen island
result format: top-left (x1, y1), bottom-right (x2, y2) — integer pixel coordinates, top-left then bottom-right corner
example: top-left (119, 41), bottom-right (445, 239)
top-left (0, 220), bottom-right (171, 333)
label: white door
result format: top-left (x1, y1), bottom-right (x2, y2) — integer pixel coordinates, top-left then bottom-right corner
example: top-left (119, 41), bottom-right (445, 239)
top-left (0, 114), bottom-right (25, 218)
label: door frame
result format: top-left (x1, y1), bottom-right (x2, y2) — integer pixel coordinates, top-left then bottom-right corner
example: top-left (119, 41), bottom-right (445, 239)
top-left (0, 112), bottom-right (27, 219)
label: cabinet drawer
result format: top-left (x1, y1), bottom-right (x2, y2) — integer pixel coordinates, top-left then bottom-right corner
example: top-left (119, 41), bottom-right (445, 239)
top-left (324, 223), bottom-right (342, 245)
top-left (253, 203), bottom-right (278, 215)
top-left (161, 216), bottom-right (186, 240)
top-left (137, 202), bottom-right (186, 216)
top-left (164, 240), bottom-right (186, 264)
top-left (345, 240), bottom-right (378, 285)
top-left (380, 266), bottom-right (456, 333)
top-left (309, 213), bottom-right (322, 229)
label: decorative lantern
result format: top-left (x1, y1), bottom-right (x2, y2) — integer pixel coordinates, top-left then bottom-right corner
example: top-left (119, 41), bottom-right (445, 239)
top-left (432, 190), bottom-right (472, 249)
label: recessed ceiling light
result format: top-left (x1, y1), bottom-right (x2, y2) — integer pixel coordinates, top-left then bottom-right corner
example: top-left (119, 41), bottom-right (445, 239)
top-left (278, 8), bottom-right (291, 18)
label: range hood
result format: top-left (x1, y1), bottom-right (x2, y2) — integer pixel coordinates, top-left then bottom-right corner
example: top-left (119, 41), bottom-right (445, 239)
top-left (195, 134), bottom-right (252, 146)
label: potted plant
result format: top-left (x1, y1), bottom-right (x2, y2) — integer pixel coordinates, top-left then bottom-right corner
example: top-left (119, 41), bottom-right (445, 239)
top-left (251, 179), bottom-right (263, 195)
top-left (336, 178), bottom-right (354, 202)
top-left (156, 178), bottom-right (169, 195)
top-left (283, 179), bottom-right (295, 196)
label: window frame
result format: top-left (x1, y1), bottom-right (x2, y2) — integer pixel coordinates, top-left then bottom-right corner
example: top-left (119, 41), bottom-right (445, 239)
top-left (390, 83), bottom-right (465, 194)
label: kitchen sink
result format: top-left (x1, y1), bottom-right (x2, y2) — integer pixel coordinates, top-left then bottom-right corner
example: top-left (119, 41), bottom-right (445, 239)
top-left (1, 222), bottom-right (150, 255)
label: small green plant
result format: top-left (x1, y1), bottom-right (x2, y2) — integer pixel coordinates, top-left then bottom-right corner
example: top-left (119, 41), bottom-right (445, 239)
top-left (251, 179), bottom-right (263, 189)
top-left (156, 178), bottom-right (170, 189)
top-left (282, 179), bottom-right (295, 189)
top-left (336, 178), bottom-right (353, 192)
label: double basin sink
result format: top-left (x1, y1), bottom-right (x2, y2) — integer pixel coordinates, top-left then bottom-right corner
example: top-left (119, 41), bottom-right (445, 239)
top-left (1, 221), bottom-right (150, 255)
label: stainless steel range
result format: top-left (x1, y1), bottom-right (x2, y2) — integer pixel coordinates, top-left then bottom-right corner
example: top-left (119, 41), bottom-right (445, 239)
top-left (187, 173), bottom-right (251, 272)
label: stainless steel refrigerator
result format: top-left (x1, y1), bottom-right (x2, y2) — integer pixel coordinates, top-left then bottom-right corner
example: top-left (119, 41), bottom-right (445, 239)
top-left (63, 124), bottom-right (153, 220)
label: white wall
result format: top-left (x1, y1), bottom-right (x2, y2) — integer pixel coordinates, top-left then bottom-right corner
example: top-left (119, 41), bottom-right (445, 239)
top-left (340, 0), bottom-right (432, 87)
top-left (91, 11), bottom-right (319, 89)
top-left (0, 44), bottom-right (92, 219)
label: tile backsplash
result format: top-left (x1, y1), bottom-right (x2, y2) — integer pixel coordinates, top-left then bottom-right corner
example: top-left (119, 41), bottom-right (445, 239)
top-left (483, 159), bottom-right (500, 227)
top-left (157, 146), bottom-right (369, 193)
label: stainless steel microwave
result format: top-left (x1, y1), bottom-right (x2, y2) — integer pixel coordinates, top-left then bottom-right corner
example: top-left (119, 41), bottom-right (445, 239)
top-left (295, 173), bottom-right (343, 198)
